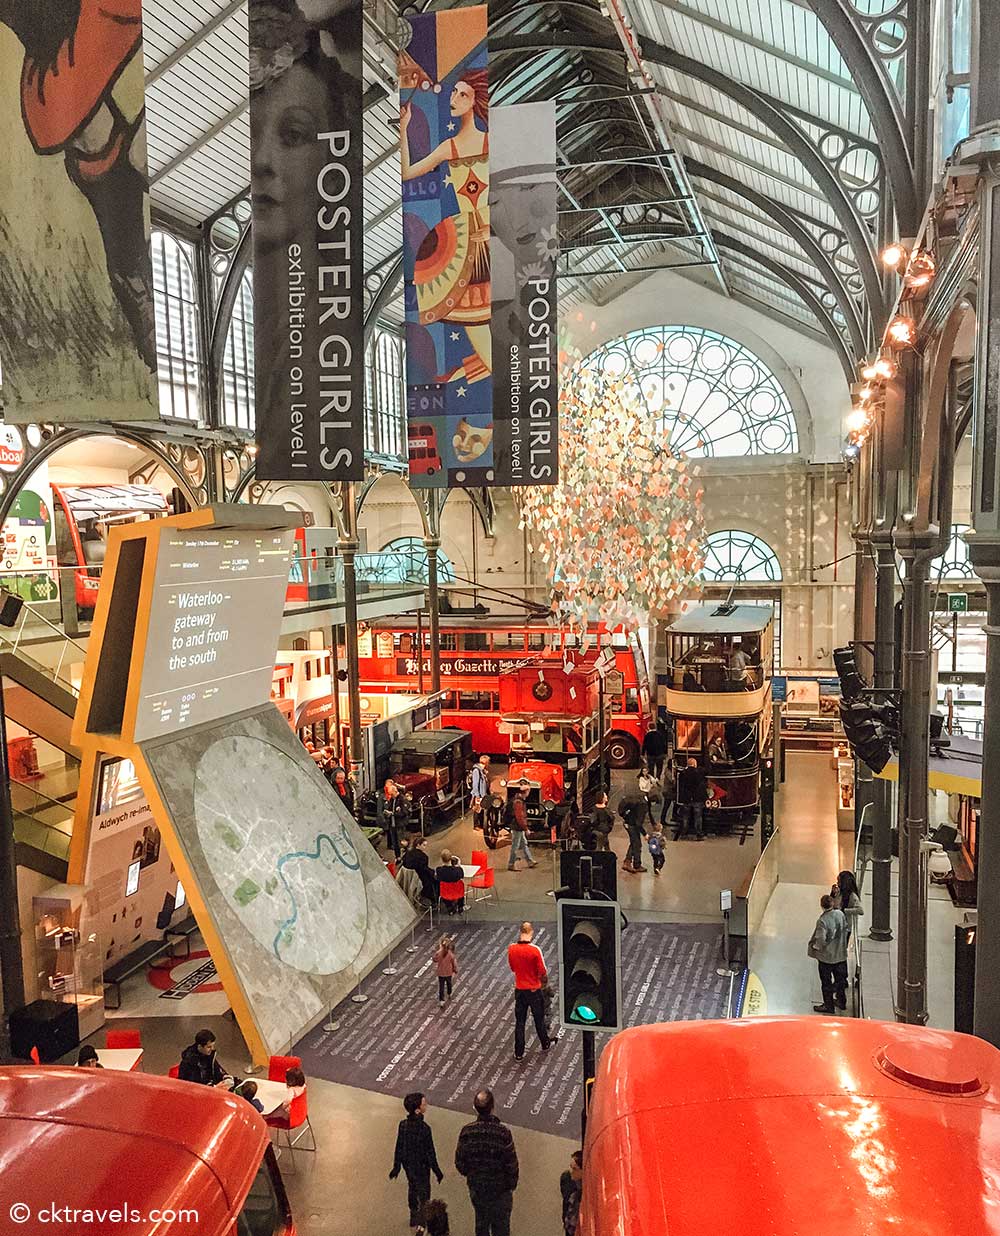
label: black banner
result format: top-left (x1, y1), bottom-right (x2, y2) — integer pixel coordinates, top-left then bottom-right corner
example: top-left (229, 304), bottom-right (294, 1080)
top-left (490, 102), bottom-right (559, 486)
top-left (250, 0), bottom-right (364, 480)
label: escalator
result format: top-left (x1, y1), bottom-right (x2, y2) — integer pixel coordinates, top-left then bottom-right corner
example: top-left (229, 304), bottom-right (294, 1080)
top-left (0, 605), bottom-right (85, 879)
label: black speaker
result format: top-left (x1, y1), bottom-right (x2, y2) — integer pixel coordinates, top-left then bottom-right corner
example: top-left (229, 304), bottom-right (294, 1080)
top-left (9, 999), bottom-right (79, 1062)
top-left (0, 589), bottom-right (24, 628)
top-left (930, 823), bottom-right (959, 851)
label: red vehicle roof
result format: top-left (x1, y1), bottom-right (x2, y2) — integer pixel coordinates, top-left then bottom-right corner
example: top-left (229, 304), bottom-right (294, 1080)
top-left (581, 1017), bottom-right (1000, 1236)
top-left (0, 1067), bottom-right (268, 1235)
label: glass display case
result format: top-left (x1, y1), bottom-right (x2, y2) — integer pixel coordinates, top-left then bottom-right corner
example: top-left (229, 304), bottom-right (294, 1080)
top-left (34, 884), bottom-right (104, 1042)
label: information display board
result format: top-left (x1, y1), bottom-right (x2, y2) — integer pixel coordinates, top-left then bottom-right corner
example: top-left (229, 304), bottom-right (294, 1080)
top-left (134, 527), bottom-right (295, 741)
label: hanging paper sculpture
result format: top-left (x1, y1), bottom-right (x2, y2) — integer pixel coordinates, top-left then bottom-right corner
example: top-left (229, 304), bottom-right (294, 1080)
top-left (517, 343), bottom-right (706, 636)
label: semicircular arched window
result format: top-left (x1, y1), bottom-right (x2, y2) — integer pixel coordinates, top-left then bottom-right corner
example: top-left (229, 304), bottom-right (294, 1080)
top-left (359, 536), bottom-right (456, 585)
top-left (582, 325), bottom-right (799, 457)
top-left (932, 523), bottom-right (975, 580)
top-left (701, 530), bottom-right (782, 583)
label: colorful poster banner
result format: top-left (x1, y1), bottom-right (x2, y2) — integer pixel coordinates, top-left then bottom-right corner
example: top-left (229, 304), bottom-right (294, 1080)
top-left (250, 0), bottom-right (364, 481)
top-left (398, 6), bottom-right (491, 488)
top-left (490, 102), bottom-right (559, 486)
top-left (0, 0), bottom-right (157, 422)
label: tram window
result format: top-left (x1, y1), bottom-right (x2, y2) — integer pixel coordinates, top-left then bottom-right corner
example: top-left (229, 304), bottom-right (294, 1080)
top-left (497, 632), bottom-right (526, 649)
top-left (611, 632), bottom-right (627, 650)
top-left (528, 633), bottom-right (546, 651)
top-left (564, 634), bottom-right (580, 649)
top-left (624, 687), bottom-right (639, 714)
top-left (439, 633), bottom-right (457, 651)
top-left (458, 691), bottom-right (493, 711)
top-left (440, 691), bottom-right (458, 709)
top-left (304, 661), bottom-right (312, 681)
top-left (461, 632), bottom-right (490, 651)
top-left (676, 719), bottom-right (703, 751)
top-left (324, 656), bottom-right (331, 676)
top-left (397, 633), bottom-right (413, 654)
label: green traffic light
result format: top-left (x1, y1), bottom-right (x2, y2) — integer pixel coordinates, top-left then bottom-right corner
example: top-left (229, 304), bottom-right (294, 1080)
top-left (571, 996), bottom-right (601, 1024)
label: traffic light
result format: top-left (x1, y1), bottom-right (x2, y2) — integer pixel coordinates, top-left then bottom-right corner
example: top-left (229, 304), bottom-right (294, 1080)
top-left (557, 899), bottom-right (622, 1032)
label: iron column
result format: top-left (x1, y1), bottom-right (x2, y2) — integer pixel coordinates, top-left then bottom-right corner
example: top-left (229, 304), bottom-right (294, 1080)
top-left (0, 677), bottom-right (24, 1057)
top-left (424, 537), bottom-right (442, 695)
top-left (869, 534), bottom-right (897, 941)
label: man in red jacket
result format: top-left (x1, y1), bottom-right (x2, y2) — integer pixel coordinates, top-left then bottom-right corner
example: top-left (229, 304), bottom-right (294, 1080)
top-left (507, 921), bottom-right (552, 1061)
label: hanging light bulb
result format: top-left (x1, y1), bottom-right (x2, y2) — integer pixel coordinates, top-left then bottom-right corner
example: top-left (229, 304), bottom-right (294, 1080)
top-left (880, 241), bottom-right (909, 270)
top-left (857, 385), bottom-right (875, 403)
top-left (887, 316), bottom-right (916, 347)
top-left (861, 362), bottom-right (879, 381)
top-left (874, 356), bottom-right (897, 380)
top-left (846, 407), bottom-right (870, 433)
top-left (906, 250), bottom-right (936, 290)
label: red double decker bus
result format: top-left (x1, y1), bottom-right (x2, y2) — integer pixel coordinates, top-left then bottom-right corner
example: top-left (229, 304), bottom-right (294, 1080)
top-left (359, 618), bottom-right (651, 766)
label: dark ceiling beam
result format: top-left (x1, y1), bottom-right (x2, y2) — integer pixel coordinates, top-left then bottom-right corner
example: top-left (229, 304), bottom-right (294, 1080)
top-left (713, 232), bottom-right (856, 381)
top-left (686, 159), bottom-right (868, 357)
top-left (802, 0), bottom-right (918, 232)
top-left (636, 36), bottom-right (886, 326)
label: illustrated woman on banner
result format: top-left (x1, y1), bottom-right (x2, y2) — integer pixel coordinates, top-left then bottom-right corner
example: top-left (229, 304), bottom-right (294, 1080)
top-left (399, 72), bottom-right (491, 391)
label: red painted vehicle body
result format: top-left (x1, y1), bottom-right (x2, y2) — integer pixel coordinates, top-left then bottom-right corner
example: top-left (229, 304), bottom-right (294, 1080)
top-left (581, 1017), bottom-right (1000, 1236)
top-left (0, 1066), bottom-right (294, 1235)
top-left (359, 619), bottom-right (650, 766)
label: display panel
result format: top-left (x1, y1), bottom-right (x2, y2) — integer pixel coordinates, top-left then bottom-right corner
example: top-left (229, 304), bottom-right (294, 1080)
top-left (134, 527), bottom-right (295, 741)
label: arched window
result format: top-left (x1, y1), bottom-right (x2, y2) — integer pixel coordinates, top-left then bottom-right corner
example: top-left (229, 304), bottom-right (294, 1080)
top-left (365, 329), bottom-right (405, 459)
top-left (932, 523), bottom-right (975, 579)
top-left (152, 230), bottom-right (202, 421)
top-left (582, 325), bottom-right (799, 457)
top-left (701, 530), bottom-right (783, 583)
top-left (359, 537), bottom-right (456, 585)
top-left (221, 269), bottom-right (255, 431)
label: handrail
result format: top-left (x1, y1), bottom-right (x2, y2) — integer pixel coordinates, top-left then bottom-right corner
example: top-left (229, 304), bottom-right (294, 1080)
top-left (10, 779), bottom-right (77, 815)
top-left (0, 600), bottom-right (89, 695)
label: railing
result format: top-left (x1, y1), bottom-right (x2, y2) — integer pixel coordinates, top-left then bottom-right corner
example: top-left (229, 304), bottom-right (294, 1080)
top-left (666, 661), bottom-right (767, 692)
top-left (0, 591), bottom-right (89, 697)
top-left (850, 801), bottom-right (873, 1019)
top-left (10, 781), bottom-right (75, 861)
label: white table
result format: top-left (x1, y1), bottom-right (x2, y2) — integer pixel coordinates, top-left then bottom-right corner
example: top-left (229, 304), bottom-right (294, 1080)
top-left (460, 864), bottom-right (481, 881)
top-left (249, 1077), bottom-right (290, 1116)
top-left (96, 1047), bottom-right (143, 1072)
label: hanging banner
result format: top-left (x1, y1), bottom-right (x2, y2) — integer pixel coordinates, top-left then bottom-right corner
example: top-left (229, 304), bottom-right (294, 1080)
top-left (398, 6), bottom-right (491, 489)
top-left (0, 0), bottom-right (157, 422)
top-left (250, 0), bottom-right (364, 481)
top-left (490, 102), bottom-right (559, 486)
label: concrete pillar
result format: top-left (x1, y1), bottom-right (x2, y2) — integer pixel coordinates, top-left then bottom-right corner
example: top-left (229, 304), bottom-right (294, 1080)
top-left (339, 541), bottom-right (365, 787)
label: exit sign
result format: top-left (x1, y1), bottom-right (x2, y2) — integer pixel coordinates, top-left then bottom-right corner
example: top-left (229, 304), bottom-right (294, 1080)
top-left (948, 593), bottom-right (969, 613)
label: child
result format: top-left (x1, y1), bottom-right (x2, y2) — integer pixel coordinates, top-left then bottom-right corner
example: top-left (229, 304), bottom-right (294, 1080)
top-left (648, 821), bottom-right (666, 876)
top-left (449, 854), bottom-right (465, 913)
top-left (235, 1079), bottom-right (264, 1112)
top-left (282, 1066), bottom-right (306, 1115)
top-left (433, 935), bottom-right (458, 1007)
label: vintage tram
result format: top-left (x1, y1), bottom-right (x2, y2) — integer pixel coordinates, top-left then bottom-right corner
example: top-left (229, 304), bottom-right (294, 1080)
top-left (662, 603), bottom-right (774, 831)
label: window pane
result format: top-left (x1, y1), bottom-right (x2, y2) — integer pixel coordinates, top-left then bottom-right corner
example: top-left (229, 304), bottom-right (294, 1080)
top-left (221, 270), bottom-right (255, 431)
top-left (578, 325), bottom-right (798, 457)
top-left (152, 231), bottom-right (202, 421)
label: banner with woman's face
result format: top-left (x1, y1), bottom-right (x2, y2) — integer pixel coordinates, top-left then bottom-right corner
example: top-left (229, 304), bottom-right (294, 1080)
top-left (250, 0), bottom-right (364, 481)
top-left (398, 6), bottom-right (492, 489)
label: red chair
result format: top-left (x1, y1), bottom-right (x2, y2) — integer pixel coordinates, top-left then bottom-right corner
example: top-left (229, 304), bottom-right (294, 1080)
top-left (471, 849), bottom-right (489, 873)
top-left (438, 878), bottom-right (465, 916)
top-left (106, 1029), bottom-right (141, 1049)
top-left (167, 1064), bottom-right (180, 1079)
top-left (470, 865), bottom-right (498, 907)
top-left (268, 1054), bottom-right (301, 1083)
top-left (265, 1087), bottom-right (316, 1167)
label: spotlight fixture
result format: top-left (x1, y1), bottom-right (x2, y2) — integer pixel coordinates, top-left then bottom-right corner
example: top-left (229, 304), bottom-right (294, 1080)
top-left (887, 316), bottom-right (916, 347)
top-left (880, 241), bottom-right (909, 270)
top-left (843, 442), bottom-right (861, 461)
top-left (905, 250), bottom-right (936, 290)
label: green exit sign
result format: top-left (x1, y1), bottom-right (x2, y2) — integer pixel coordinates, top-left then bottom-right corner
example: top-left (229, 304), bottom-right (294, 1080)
top-left (948, 593), bottom-right (969, 613)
